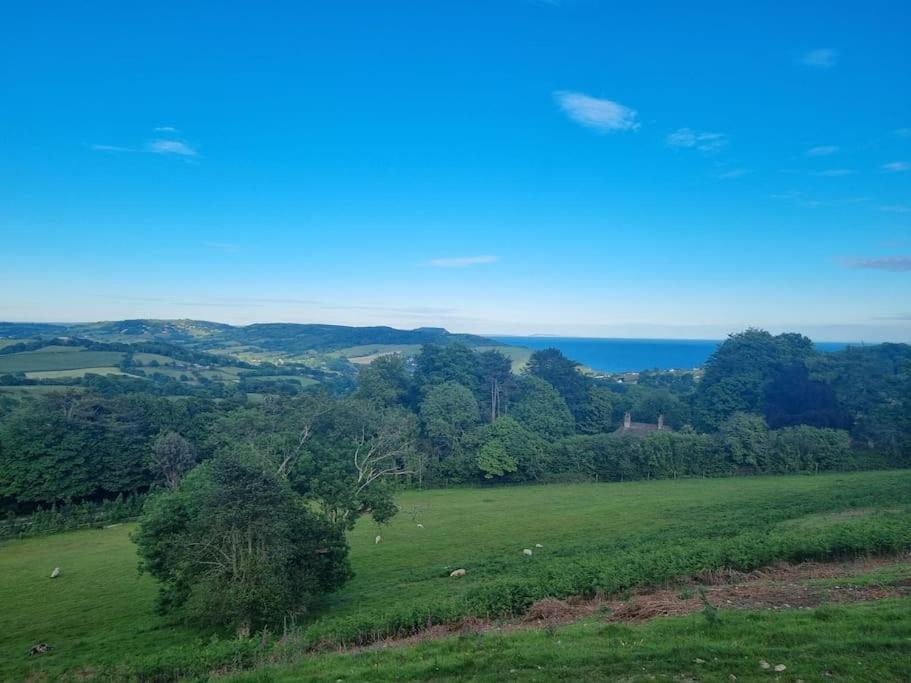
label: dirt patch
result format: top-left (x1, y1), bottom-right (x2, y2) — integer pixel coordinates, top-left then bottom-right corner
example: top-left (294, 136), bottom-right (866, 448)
top-left (279, 555), bottom-right (911, 662)
top-left (605, 556), bottom-right (910, 622)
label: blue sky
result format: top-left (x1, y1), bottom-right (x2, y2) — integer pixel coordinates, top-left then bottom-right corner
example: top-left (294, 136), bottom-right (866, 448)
top-left (1, 1), bottom-right (909, 341)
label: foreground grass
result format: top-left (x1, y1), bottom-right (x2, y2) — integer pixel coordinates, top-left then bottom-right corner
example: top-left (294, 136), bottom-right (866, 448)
top-left (1, 471), bottom-right (910, 680)
top-left (234, 598), bottom-right (911, 682)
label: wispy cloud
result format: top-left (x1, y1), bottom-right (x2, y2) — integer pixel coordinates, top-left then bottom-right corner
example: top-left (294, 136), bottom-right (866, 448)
top-left (714, 168), bottom-right (751, 179)
top-left (771, 190), bottom-right (870, 208)
top-left (146, 139), bottom-right (197, 157)
top-left (91, 128), bottom-right (198, 159)
top-left (873, 313), bottom-right (911, 320)
top-left (203, 241), bottom-right (242, 253)
top-left (426, 255), bottom-right (499, 268)
top-left (90, 144), bottom-right (135, 153)
top-left (666, 128), bottom-right (728, 152)
top-left (880, 204), bottom-right (911, 213)
top-left (554, 91), bottom-right (640, 132)
top-left (781, 168), bottom-right (854, 177)
top-left (895, 128), bottom-right (911, 138)
top-left (881, 161), bottom-right (909, 172)
top-left (843, 256), bottom-right (911, 272)
top-left (806, 145), bottom-right (839, 157)
top-left (800, 48), bottom-right (838, 68)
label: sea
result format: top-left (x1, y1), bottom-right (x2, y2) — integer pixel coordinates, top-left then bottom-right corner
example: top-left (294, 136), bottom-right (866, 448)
top-left (491, 336), bottom-right (849, 374)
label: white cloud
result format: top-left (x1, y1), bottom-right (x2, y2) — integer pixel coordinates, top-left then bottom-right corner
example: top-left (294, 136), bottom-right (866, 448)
top-left (800, 48), bottom-right (838, 68)
top-left (815, 168), bottom-right (853, 177)
top-left (146, 139), bottom-right (197, 157)
top-left (881, 161), bottom-right (910, 172)
top-left (806, 145), bottom-right (838, 156)
top-left (426, 255), bottom-right (499, 268)
top-left (894, 128), bottom-right (911, 138)
top-left (666, 128), bottom-right (728, 152)
top-left (154, 126), bottom-right (178, 133)
top-left (554, 91), bottom-right (640, 132)
top-left (881, 204), bottom-right (911, 213)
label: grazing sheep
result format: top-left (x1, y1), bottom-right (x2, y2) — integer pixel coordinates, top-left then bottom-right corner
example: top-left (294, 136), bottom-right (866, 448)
top-left (535, 543), bottom-right (543, 548)
top-left (374, 535), bottom-right (382, 544)
top-left (28, 643), bottom-right (50, 656)
top-left (50, 568), bottom-right (60, 579)
top-left (417, 523), bottom-right (424, 529)
top-left (522, 548), bottom-right (533, 556)
top-left (450, 568), bottom-right (466, 577)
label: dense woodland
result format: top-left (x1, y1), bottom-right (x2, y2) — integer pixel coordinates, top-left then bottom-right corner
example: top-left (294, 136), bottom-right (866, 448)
top-left (1, 328), bottom-right (909, 513)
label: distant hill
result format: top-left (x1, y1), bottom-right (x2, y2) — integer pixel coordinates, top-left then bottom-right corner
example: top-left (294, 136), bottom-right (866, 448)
top-left (0, 319), bottom-right (499, 356)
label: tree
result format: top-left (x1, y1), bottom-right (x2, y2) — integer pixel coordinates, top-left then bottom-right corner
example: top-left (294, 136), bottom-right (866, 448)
top-left (720, 412), bottom-right (770, 470)
top-left (526, 348), bottom-right (592, 421)
top-left (355, 354), bottom-right (412, 407)
top-left (576, 386), bottom-right (615, 434)
top-left (471, 416), bottom-right (547, 481)
top-left (478, 350), bottom-right (513, 422)
top-left (150, 432), bottom-right (196, 489)
top-left (511, 376), bottom-right (574, 440)
top-left (693, 329), bottom-right (815, 430)
top-left (475, 440), bottom-right (515, 479)
top-left (134, 453), bottom-right (350, 634)
top-left (413, 344), bottom-right (483, 398)
top-left (631, 388), bottom-right (689, 430)
top-left (763, 362), bottom-right (850, 430)
top-left (419, 381), bottom-right (480, 454)
top-left (290, 399), bottom-right (416, 529)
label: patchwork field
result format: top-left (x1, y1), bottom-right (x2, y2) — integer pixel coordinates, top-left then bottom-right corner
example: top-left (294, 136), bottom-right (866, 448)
top-left (2, 472), bottom-right (910, 680)
top-left (24, 367), bottom-right (128, 379)
top-left (0, 349), bottom-right (124, 373)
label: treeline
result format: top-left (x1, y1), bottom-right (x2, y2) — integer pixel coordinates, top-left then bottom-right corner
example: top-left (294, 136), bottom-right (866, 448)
top-left (1, 329), bottom-right (909, 512)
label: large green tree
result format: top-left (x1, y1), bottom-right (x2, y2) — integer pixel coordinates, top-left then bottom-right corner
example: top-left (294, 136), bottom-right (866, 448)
top-left (419, 381), bottom-right (480, 454)
top-left (134, 452), bottom-right (350, 634)
top-left (693, 329), bottom-right (816, 430)
top-left (525, 348), bottom-right (592, 421)
top-left (511, 376), bottom-right (575, 440)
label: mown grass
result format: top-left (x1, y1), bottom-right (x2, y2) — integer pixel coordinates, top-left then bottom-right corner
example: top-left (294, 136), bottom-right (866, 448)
top-left (232, 598), bottom-right (911, 682)
top-left (1, 471), bottom-right (910, 680)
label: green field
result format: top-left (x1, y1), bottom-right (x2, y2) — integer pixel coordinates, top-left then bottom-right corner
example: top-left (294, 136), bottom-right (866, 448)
top-left (2, 472), bottom-right (910, 680)
top-left (0, 349), bottom-right (124, 373)
top-left (25, 366), bottom-right (128, 380)
top-left (233, 599), bottom-right (911, 682)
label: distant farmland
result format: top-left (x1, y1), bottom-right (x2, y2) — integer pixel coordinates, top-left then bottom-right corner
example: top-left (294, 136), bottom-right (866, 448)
top-left (0, 349), bottom-right (124, 373)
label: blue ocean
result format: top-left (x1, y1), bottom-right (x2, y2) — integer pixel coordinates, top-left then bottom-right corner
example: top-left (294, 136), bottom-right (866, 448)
top-left (492, 336), bottom-right (849, 373)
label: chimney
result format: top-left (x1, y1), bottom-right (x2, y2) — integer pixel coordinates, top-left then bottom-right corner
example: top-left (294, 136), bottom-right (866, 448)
top-left (624, 411), bottom-right (632, 430)
top-left (658, 414), bottom-right (664, 431)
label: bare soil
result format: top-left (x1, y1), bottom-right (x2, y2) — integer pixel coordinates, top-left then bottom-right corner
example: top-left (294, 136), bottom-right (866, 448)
top-left (340, 555), bottom-right (911, 654)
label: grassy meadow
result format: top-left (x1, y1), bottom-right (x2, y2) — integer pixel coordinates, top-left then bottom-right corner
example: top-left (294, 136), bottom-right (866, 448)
top-left (1, 471), bottom-right (910, 680)
top-left (0, 349), bottom-right (124, 373)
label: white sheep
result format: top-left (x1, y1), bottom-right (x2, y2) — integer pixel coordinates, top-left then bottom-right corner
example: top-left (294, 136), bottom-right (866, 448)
top-left (535, 543), bottom-right (543, 548)
top-left (450, 568), bottom-right (467, 577)
top-left (522, 548), bottom-right (533, 556)
top-left (50, 567), bottom-right (61, 579)
top-left (417, 523), bottom-right (424, 529)
top-left (374, 535), bottom-right (382, 544)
